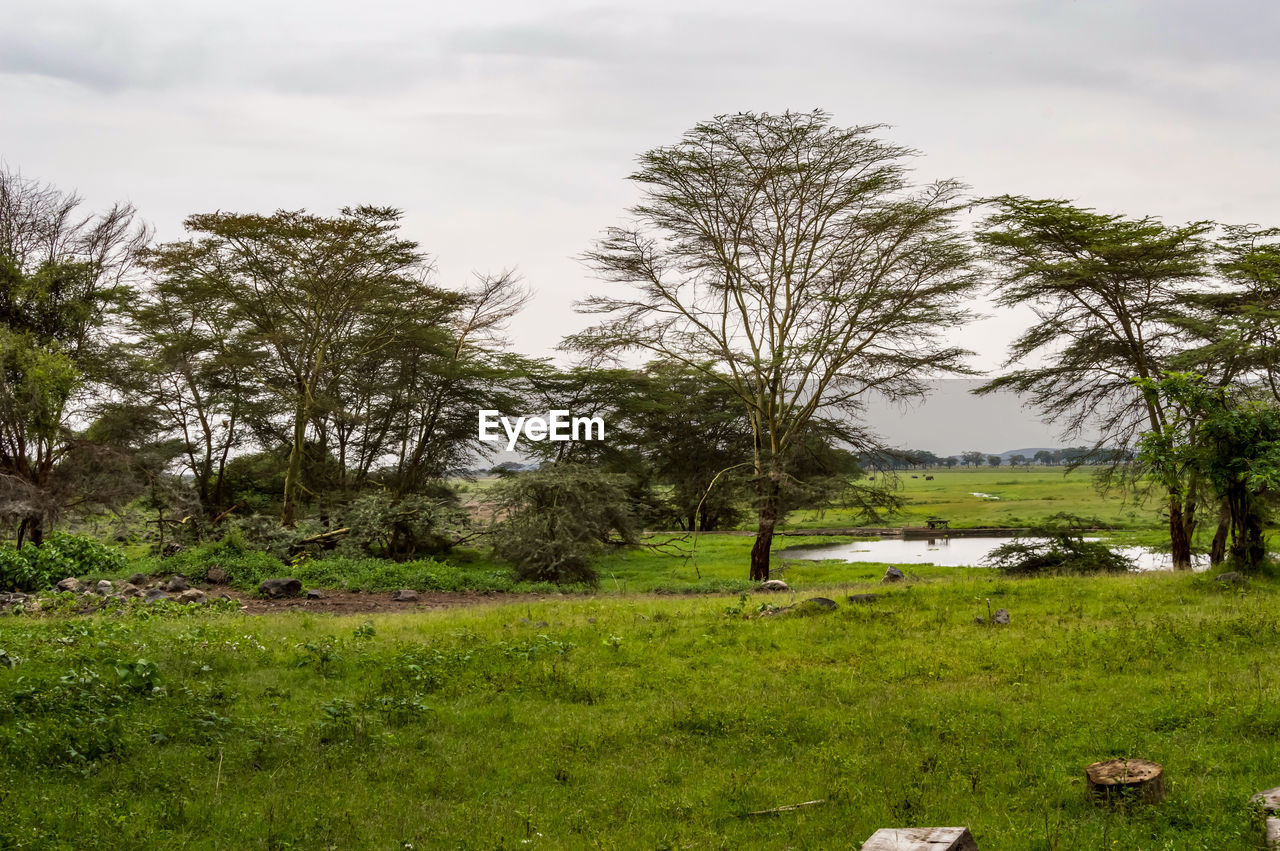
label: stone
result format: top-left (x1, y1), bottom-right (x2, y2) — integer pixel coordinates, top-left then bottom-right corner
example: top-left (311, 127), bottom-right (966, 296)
top-left (117, 582), bottom-right (142, 598)
top-left (144, 588), bottom-right (170, 604)
top-left (206, 567), bottom-right (229, 585)
top-left (126, 572), bottom-right (149, 586)
top-left (164, 575), bottom-right (190, 593)
top-left (391, 589), bottom-right (419, 603)
top-left (306, 589), bottom-right (322, 600)
top-left (177, 589), bottom-right (206, 604)
top-left (95, 580), bottom-right (113, 596)
top-left (882, 566), bottom-right (905, 584)
top-left (56, 577), bottom-right (83, 593)
top-left (760, 579), bottom-right (790, 591)
top-left (848, 593), bottom-right (878, 603)
top-left (258, 578), bottom-right (303, 599)
top-left (994, 608), bottom-right (1010, 625)
top-left (800, 597), bottom-right (838, 612)
top-left (1215, 571), bottom-right (1244, 584)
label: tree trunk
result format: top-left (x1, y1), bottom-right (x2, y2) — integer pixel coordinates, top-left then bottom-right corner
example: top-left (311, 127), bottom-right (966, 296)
top-left (1210, 499), bottom-right (1230, 566)
top-left (750, 478), bottom-right (780, 582)
top-left (1169, 493), bottom-right (1192, 570)
top-left (17, 514), bottom-right (44, 548)
top-left (282, 396), bottom-right (309, 528)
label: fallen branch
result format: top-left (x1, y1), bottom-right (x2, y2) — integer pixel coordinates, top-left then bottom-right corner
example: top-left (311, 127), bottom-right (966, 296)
top-left (298, 528), bottom-right (351, 545)
top-left (746, 799), bottom-right (826, 816)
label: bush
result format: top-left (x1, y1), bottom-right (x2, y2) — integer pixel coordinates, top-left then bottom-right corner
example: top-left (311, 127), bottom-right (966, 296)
top-left (488, 464), bottom-right (638, 585)
top-left (0, 532), bottom-right (128, 591)
top-left (335, 490), bottom-right (467, 561)
top-left (984, 532), bottom-right (1132, 575)
top-left (162, 529), bottom-right (285, 586)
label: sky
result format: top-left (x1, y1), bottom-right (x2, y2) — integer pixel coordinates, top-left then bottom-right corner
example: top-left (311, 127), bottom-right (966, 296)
top-left (3, 0), bottom-right (1277, 448)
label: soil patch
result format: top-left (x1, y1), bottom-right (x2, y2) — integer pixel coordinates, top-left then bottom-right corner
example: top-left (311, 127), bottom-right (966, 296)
top-left (208, 585), bottom-right (548, 615)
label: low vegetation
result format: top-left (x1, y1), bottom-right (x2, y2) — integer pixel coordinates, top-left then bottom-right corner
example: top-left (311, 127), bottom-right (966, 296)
top-left (1, 568), bottom-right (1275, 848)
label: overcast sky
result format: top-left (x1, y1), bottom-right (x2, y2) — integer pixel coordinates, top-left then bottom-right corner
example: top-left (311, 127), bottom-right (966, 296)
top-left (3, 0), bottom-right (1277, 447)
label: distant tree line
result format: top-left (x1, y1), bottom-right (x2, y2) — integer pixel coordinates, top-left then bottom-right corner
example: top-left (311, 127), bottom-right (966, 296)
top-left (861, 447), bottom-right (1135, 470)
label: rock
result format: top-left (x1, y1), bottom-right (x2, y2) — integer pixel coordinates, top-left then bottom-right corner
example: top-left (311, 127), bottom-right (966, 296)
top-left (994, 608), bottom-right (1010, 625)
top-left (1215, 571), bottom-right (1244, 584)
top-left (258, 578), bottom-right (303, 599)
top-left (161, 542), bottom-right (184, 557)
top-left (117, 582), bottom-right (142, 598)
top-left (801, 597), bottom-right (839, 611)
top-left (534, 620), bottom-right (549, 628)
top-left (772, 597), bottom-right (839, 618)
top-left (126, 572), bottom-right (149, 586)
top-left (391, 589), bottom-right (419, 603)
top-left (973, 616), bottom-right (986, 624)
top-left (306, 589), bottom-right (322, 600)
top-left (882, 566), bottom-right (905, 584)
top-left (56, 577), bottom-right (83, 593)
top-left (848, 593), bottom-right (879, 604)
top-left (164, 575), bottom-right (189, 593)
top-left (177, 589), bottom-right (206, 604)
top-left (206, 567), bottom-right (229, 585)
top-left (760, 579), bottom-right (790, 591)
top-left (95, 580), bottom-right (113, 596)
top-left (144, 588), bottom-right (170, 604)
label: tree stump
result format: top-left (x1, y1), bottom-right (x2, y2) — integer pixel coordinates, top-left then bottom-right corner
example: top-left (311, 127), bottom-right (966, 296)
top-left (861, 827), bottom-right (978, 850)
top-left (1085, 758), bottom-right (1165, 805)
top-left (1249, 787), bottom-right (1280, 849)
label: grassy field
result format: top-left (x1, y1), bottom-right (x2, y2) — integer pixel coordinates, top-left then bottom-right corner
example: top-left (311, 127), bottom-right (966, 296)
top-left (2, 567), bottom-right (1277, 849)
top-left (785, 467), bottom-right (1167, 534)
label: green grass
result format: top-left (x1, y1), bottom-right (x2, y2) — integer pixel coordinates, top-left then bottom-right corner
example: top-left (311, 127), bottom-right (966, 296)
top-left (785, 467), bottom-right (1166, 533)
top-left (2, 568), bottom-right (1276, 848)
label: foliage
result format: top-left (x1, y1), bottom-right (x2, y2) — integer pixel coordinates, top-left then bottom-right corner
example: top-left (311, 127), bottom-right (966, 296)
top-left (488, 465), bottom-right (638, 585)
top-left (0, 168), bottom-right (151, 546)
top-left (1136, 373), bottom-right (1280, 571)
top-left (335, 489), bottom-right (468, 561)
top-left (983, 533), bottom-right (1133, 576)
top-left (0, 532), bottom-right (127, 591)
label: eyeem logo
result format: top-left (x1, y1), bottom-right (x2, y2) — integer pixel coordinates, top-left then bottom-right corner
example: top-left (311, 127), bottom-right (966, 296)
top-left (478, 410), bottom-right (605, 451)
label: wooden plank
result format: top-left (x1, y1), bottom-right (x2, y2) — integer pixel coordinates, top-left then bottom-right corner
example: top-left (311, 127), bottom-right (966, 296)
top-left (861, 826), bottom-right (978, 850)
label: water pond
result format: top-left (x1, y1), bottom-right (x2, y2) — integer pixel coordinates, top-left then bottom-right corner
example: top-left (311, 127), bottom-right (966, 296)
top-left (778, 536), bottom-right (1207, 572)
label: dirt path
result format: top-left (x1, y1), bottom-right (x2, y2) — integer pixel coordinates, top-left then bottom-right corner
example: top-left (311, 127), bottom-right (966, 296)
top-left (209, 585), bottom-right (550, 615)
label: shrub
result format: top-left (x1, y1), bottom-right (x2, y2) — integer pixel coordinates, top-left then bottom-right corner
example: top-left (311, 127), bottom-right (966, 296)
top-left (335, 490), bottom-right (467, 561)
top-left (488, 464), bottom-right (638, 585)
top-left (0, 532), bottom-right (127, 591)
top-left (984, 532), bottom-right (1132, 575)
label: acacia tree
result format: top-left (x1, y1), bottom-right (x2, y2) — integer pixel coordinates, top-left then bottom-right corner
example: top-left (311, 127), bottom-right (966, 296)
top-left (570, 111), bottom-right (979, 580)
top-left (0, 168), bottom-right (150, 545)
top-left (975, 198), bottom-right (1212, 569)
top-left (129, 241), bottom-right (256, 512)
top-left (164, 207), bottom-right (443, 526)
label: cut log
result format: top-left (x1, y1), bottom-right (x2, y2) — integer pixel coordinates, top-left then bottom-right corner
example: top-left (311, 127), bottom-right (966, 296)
top-left (1250, 789), bottom-right (1280, 849)
top-left (1085, 758), bottom-right (1165, 805)
top-left (861, 826), bottom-right (978, 850)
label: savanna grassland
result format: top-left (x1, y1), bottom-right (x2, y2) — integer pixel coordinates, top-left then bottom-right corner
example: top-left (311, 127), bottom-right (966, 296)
top-left (2, 565), bottom-right (1277, 849)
